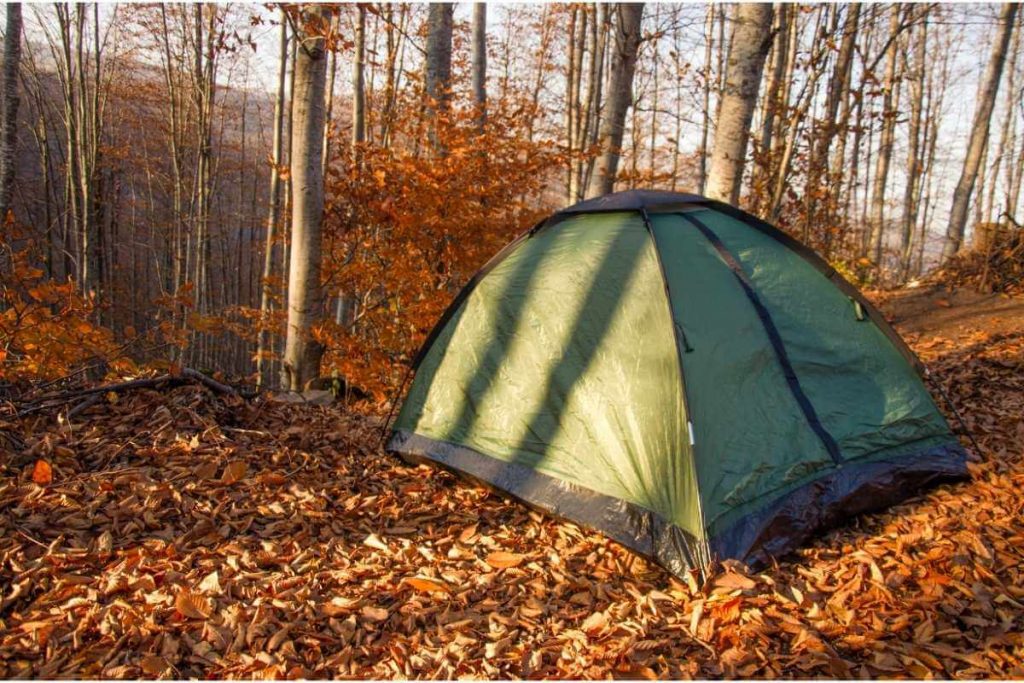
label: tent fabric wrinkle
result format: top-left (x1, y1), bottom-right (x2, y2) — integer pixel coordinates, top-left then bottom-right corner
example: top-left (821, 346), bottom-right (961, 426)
top-left (388, 189), bottom-right (969, 578)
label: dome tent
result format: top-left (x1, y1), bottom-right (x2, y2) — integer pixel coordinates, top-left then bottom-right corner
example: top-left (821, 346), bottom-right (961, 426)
top-left (387, 190), bottom-right (968, 577)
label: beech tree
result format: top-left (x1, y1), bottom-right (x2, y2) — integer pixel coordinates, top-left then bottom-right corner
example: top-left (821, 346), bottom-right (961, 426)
top-left (942, 3), bottom-right (1018, 261)
top-left (471, 3), bottom-right (486, 129)
top-left (586, 3), bottom-right (644, 199)
top-left (868, 6), bottom-right (903, 264)
top-left (424, 3), bottom-right (453, 154)
top-left (705, 3), bottom-right (773, 205)
top-left (282, 5), bottom-right (330, 391)
top-left (257, 11), bottom-right (289, 388)
top-left (351, 4), bottom-right (366, 158)
top-left (0, 3), bottom-right (21, 225)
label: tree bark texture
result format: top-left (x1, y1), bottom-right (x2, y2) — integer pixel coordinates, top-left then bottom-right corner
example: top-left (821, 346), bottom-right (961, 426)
top-left (585, 3), bottom-right (644, 199)
top-left (282, 5), bottom-right (330, 391)
top-left (942, 2), bottom-right (1018, 261)
top-left (705, 3), bottom-right (773, 205)
top-left (0, 3), bottom-right (22, 224)
top-left (471, 3), bottom-right (487, 129)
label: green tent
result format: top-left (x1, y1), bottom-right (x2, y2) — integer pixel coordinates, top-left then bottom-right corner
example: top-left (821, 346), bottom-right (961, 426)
top-left (387, 190), bottom-right (967, 577)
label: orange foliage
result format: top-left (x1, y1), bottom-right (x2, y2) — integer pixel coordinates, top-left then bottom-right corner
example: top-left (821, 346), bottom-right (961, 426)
top-left (319, 97), bottom-right (564, 398)
top-left (0, 237), bottom-right (133, 382)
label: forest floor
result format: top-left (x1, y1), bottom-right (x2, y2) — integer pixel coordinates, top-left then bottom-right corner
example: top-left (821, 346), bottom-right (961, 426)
top-left (1, 287), bottom-right (1023, 679)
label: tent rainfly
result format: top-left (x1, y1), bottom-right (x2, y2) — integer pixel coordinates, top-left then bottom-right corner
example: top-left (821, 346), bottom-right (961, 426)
top-left (387, 190), bottom-right (968, 577)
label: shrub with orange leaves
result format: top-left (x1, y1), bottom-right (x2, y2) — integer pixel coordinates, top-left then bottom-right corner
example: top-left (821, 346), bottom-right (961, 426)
top-left (320, 96), bottom-right (564, 399)
top-left (0, 238), bottom-right (132, 383)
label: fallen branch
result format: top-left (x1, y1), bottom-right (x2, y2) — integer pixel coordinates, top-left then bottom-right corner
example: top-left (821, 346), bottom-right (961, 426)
top-left (15, 368), bottom-right (239, 418)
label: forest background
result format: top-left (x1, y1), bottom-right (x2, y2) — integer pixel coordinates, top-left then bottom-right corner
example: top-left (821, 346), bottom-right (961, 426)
top-left (1, 2), bottom-right (1021, 400)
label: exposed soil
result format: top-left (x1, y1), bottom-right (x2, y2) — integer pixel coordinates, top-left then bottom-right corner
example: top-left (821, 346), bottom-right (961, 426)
top-left (873, 283), bottom-right (1024, 344)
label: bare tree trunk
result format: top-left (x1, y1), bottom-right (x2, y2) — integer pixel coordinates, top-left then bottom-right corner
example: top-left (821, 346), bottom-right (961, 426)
top-left (582, 4), bottom-right (608, 193)
top-left (942, 3), bottom-right (1018, 261)
top-left (987, 18), bottom-right (1019, 225)
top-left (1010, 120), bottom-right (1024, 220)
top-left (697, 3), bottom-right (714, 194)
top-left (0, 3), bottom-right (22, 224)
top-left (757, 3), bottom-right (790, 186)
top-left (868, 5), bottom-right (902, 266)
top-left (322, 10), bottom-right (339, 176)
top-left (257, 12), bottom-right (288, 388)
top-left (424, 3), bottom-right (453, 155)
top-left (282, 5), bottom-right (330, 391)
top-left (812, 3), bottom-right (859, 241)
top-left (705, 3), bottom-right (773, 205)
top-left (351, 4), bottom-right (366, 160)
top-left (471, 2), bottom-right (486, 130)
top-left (900, 14), bottom-right (927, 278)
top-left (573, 5), bottom-right (599, 199)
top-left (647, 6), bottom-right (660, 179)
top-left (585, 3), bottom-right (644, 199)
top-left (916, 43), bottom-right (949, 275)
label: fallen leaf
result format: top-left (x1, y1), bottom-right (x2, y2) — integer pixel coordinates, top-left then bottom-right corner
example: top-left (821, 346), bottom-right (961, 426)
top-left (485, 551), bottom-right (525, 569)
top-left (714, 571), bottom-right (756, 591)
top-left (221, 460), bottom-right (248, 484)
top-left (360, 605), bottom-right (389, 622)
top-left (139, 655), bottom-right (168, 675)
top-left (403, 576), bottom-right (451, 594)
top-left (363, 533), bottom-right (388, 551)
top-left (198, 571), bottom-right (221, 594)
top-left (459, 523), bottom-right (478, 544)
top-left (175, 589), bottom-right (211, 619)
top-left (195, 461), bottom-right (218, 480)
top-left (96, 530), bottom-right (113, 554)
top-left (32, 459), bottom-right (53, 485)
top-left (581, 610), bottom-right (608, 635)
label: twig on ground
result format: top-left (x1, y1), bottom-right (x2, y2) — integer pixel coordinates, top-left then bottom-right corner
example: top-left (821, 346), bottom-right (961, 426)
top-left (15, 368), bottom-right (240, 417)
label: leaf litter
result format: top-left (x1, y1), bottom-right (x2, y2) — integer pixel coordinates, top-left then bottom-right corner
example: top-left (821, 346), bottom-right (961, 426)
top-left (1, 299), bottom-right (1023, 678)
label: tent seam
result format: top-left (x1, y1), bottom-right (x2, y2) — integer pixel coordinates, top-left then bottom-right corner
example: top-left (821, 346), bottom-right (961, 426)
top-left (681, 212), bottom-right (845, 466)
top-left (639, 208), bottom-right (712, 569)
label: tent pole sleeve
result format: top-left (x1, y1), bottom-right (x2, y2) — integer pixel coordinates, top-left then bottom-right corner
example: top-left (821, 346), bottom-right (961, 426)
top-left (682, 213), bottom-right (845, 466)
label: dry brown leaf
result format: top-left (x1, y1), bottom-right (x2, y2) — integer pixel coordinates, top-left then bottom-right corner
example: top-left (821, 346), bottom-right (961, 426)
top-left (485, 551), bottom-right (525, 569)
top-left (175, 589), bottom-right (212, 619)
top-left (221, 460), bottom-right (248, 484)
top-left (689, 599), bottom-right (705, 635)
top-left (139, 655), bottom-right (169, 675)
top-left (581, 611), bottom-right (608, 636)
top-left (403, 576), bottom-right (451, 594)
top-left (360, 605), bottom-right (389, 622)
top-left (32, 459), bottom-right (53, 485)
top-left (459, 523), bottom-right (478, 544)
top-left (261, 472), bottom-right (287, 485)
top-left (714, 571), bottom-right (756, 591)
top-left (195, 461), bottom-right (218, 480)
top-left (363, 533), bottom-right (388, 551)
top-left (198, 571), bottom-right (221, 594)
top-left (322, 596), bottom-right (361, 616)
top-left (95, 530), bottom-right (113, 554)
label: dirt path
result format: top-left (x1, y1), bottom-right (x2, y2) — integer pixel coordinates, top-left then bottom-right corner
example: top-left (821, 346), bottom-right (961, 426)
top-left (873, 284), bottom-right (1024, 344)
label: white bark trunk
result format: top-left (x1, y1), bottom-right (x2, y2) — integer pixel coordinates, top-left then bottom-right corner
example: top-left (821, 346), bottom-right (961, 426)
top-left (425, 3), bottom-right (453, 154)
top-left (0, 3), bottom-right (22, 223)
top-left (352, 4), bottom-right (366, 157)
top-left (585, 3), bottom-right (644, 199)
top-left (705, 3), bottom-right (773, 205)
top-left (282, 5), bottom-right (330, 391)
top-left (471, 3), bottom-right (486, 129)
top-left (942, 3), bottom-right (1018, 261)
top-left (257, 12), bottom-right (288, 388)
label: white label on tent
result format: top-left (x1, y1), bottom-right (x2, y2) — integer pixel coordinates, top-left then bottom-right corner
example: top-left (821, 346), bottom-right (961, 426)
top-left (687, 421), bottom-right (695, 446)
